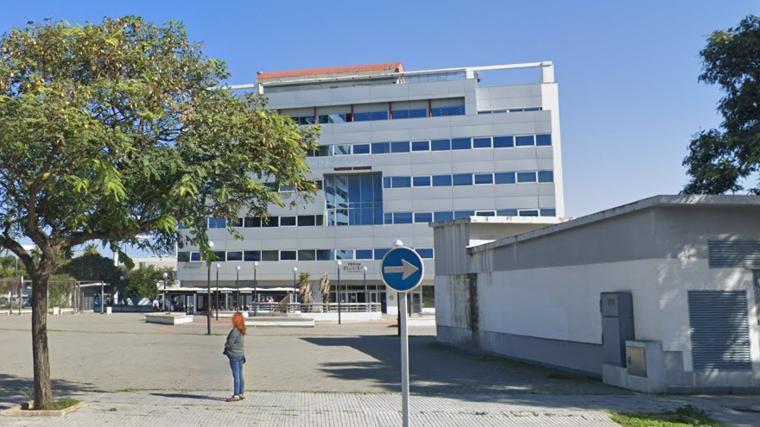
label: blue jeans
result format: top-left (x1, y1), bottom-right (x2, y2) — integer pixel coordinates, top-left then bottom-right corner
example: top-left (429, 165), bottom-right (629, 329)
top-left (228, 355), bottom-right (244, 396)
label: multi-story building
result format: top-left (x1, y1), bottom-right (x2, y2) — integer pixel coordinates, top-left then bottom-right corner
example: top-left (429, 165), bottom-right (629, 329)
top-left (176, 61), bottom-right (564, 314)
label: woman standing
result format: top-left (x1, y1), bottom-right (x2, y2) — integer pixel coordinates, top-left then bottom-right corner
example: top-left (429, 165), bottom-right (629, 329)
top-left (223, 311), bottom-right (246, 401)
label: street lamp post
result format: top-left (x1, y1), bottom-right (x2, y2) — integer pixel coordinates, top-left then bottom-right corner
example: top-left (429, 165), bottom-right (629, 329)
top-left (162, 272), bottom-right (169, 312)
top-left (119, 275), bottom-right (125, 309)
top-left (206, 241), bottom-right (214, 335)
top-left (253, 261), bottom-right (258, 317)
top-left (235, 265), bottom-right (241, 311)
top-left (336, 260), bottom-right (342, 325)
top-left (292, 267), bottom-right (298, 308)
top-left (215, 263), bottom-right (220, 320)
top-left (363, 266), bottom-right (368, 312)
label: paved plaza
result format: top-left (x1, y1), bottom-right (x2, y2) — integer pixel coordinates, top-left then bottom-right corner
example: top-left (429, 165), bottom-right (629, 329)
top-left (0, 313), bottom-right (758, 426)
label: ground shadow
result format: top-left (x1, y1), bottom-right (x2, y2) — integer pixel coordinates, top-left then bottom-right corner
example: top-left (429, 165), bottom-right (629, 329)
top-left (302, 335), bottom-right (626, 401)
top-left (0, 373), bottom-right (101, 409)
top-left (149, 392), bottom-right (226, 402)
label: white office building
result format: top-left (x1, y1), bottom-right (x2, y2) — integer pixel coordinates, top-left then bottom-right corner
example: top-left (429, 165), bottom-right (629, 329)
top-left (176, 61), bottom-right (564, 314)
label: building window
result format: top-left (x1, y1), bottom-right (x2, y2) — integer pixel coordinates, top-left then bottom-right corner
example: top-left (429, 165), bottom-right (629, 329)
top-left (280, 250), bottom-right (297, 261)
top-left (374, 248), bottom-right (390, 260)
top-left (414, 212), bottom-right (433, 223)
top-left (280, 216), bottom-right (296, 226)
top-left (261, 250), bottom-right (278, 261)
top-left (474, 173), bottom-right (494, 184)
top-left (518, 209), bottom-right (539, 217)
top-left (452, 173), bottom-right (473, 186)
top-left (227, 251), bottom-right (243, 261)
top-left (495, 172), bottom-right (516, 184)
top-left (391, 141), bottom-right (410, 153)
top-left (540, 208), bottom-right (557, 216)
top-left (262, 216), bottom-right (278, 227)
top-left (244, 251), bottom-right (261, 262)
top-left (298, 250), bottom-right (316, 261)
top-left (325, 173), bottom-right (383, 226)
top-left (212, 251), bottom-right (226, 262)
top-left (315, 215), bottom-right (324, 226)
top-left (473, 137), bottom-right (492, 148)
top-left (231, 218), bottom-right (243, 227)
top-left (355, 249), bottom-right (373, 260)
top-left (190, 252), bottom-right (201, 262)
top-left (353, 144), bottom-right (370, 154)
top-left (316, 249), bottom-right (333, 261)
top-left (536, 134), bottom-right (552, 146)
top-left (394, 212), bottom-right (413, 224)
top-left (411, 140), bottom-right (430, 151)
top-left (391, 176), bottom-right (411, 188)
top-left (416, 248), bottom-right (434, 259)
top-left (244, 217), bottom-right (261, 227)
top-left (354, 104), bottom-right (389, 121)
top-left (454, 210), bottom-right (475, 219)
top-left (515, 135), bottom-right (535, 146)
top-left (371, 142), bottom-right (390, 154)
top-left (335, 249), bottom-right (353, 260)
top-left (475, 210), bottom-right (496, 217)
top-left (430, 98), bottom-right (465, 116)
top-left (434, 211), bottom-right (454, 222)
top-left (517, 172), bottom-right (537, 183)
top-left (413, 176), bottom-right (431, 187)
top-left (431, 139), bottom-right (451, 151)
top-left (317, 105), bottom-right (352, 124)
top-left (208, 217), bottom-right (227, 228)
top-left (451, 138), bottom-right (471, 150)
top-left (383, 177), bottom-right (391, 189)
top-left (497, 209), bottom-right (518, 216)
top-left (178, 252), bottom-right (190, 262)
top-left (297, 215), bottom-right (315, 226)
top-left (432, 175), bottom-right (452, 186)
top-left (493, 136), bottom-right (514, 148)
top-left (333, 145), bottom-right (352, 155)
top-left (538, 170), bottom-right (554, 183)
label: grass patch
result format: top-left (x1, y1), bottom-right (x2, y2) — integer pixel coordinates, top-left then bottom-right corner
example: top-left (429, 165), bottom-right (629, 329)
top-left (611, 405), bottom-right (725, 427)
top-left (53, 398), bottom-right (80, 410)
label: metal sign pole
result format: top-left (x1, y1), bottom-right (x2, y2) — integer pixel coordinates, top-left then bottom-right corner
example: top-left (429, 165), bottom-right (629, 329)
top-left (399, 291), bottom-right (410, 427)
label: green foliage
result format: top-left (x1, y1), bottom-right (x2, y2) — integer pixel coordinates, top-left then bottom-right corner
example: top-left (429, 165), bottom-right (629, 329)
top-left (683, 15), bottom-right (760, 194)
top-left (0, 255), bottom-right (23, 278)
top-left (0, 15), bottom-right (318, 270)
top-left (611, 405), bottom-right (725, 427)
top-left (124, 266), bottom-right (171, 298)
top-left (59, 253), bottom-right (121, 284)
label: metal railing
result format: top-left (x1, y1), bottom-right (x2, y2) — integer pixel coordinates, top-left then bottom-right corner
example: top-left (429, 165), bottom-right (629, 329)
top-left (249, 302), bottom-right (381, 314)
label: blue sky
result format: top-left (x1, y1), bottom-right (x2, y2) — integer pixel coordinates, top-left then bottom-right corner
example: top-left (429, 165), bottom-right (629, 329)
top-left (1, 1), bottom-right (757, 222)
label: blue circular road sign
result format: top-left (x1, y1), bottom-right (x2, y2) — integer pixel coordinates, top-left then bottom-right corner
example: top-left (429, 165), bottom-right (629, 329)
top-left (381, 247), bottom-right (424, 292)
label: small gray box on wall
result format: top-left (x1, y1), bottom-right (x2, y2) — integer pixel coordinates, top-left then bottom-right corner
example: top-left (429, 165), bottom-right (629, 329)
top-left (626, 345), bottom-right (647, 377)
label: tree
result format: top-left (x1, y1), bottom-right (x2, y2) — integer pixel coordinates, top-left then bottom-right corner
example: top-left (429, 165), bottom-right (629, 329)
top-left (124, 266), bottom-right (168, 299)
top-left (59, 253), bottom-right (122, 297)
top-left (0, 17), bottom-right (316, 408)
top-left (683, 15), bottom-right (760, 194)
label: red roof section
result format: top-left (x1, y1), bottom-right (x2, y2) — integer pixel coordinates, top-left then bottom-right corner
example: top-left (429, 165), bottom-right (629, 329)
top-left (257, 63), bottom-right (404, 81)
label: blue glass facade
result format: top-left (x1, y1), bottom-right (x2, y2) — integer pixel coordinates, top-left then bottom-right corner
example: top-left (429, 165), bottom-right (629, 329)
top-left (325, 173), bottom-right (383, 226)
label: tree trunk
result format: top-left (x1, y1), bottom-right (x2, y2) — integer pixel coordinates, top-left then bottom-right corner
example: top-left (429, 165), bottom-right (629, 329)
top-left (31, 270), bottom-right (54, 409)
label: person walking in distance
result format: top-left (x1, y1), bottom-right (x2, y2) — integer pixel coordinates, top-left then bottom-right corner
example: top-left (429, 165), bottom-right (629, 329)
top-left (223, 311), bottom-right (247, 401)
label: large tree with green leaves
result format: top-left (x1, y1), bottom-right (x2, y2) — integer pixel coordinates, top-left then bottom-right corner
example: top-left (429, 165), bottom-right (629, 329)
top-left (0, 17), bottom-right (316, 408)
top-left (683, 15), bottom-right (760, 193)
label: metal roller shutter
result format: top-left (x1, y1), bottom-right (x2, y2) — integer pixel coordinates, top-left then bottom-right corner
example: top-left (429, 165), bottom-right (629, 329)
top-left (688, 290), bottom-right (752, 370)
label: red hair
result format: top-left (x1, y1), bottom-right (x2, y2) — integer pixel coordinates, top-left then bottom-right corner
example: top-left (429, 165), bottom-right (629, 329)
top-left (232, 312), bottom-right (247, 335)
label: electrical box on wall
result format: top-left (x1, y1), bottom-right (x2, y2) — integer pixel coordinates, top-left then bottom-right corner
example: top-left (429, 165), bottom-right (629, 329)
top-left (601, 292), bottom-right (635, 367)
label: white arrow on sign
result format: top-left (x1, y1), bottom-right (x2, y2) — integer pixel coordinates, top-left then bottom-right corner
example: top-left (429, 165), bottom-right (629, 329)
top-left (383, 258), bottom-right (419, 280)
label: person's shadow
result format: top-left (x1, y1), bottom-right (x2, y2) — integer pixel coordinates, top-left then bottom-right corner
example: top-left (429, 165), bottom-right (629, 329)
top-left (149, 392), bottom-right (226, 402)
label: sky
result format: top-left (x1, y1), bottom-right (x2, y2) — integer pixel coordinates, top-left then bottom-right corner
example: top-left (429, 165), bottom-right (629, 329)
top-left (1, 1), bottom-right (757, 254)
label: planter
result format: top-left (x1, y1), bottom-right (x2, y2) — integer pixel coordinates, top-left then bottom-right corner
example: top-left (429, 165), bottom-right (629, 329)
top-left (105, 306), bottom-right (112, 315)
top-left (144, 313), bottom-right (194, 325)
top-left (0, 400), bottom-right (86, 417)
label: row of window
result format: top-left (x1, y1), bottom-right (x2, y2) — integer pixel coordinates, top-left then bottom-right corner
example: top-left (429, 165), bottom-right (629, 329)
top-left (307, 134), bottom-right (552, 157)
top-left (179, 247), bottom-right (435, 263)
top-left (283, 98), bottom-right (465, 125)
top-left (380, 208), bottom-right (556, 224)
top-left (209, 215), bottom-right (324, 229)
top-left (383, 170), bottom-right (553, 188)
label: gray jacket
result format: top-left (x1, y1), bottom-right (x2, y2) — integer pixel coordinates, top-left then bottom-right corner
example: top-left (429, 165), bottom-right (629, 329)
top-left (224, 328), bottom-right (245, 358)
